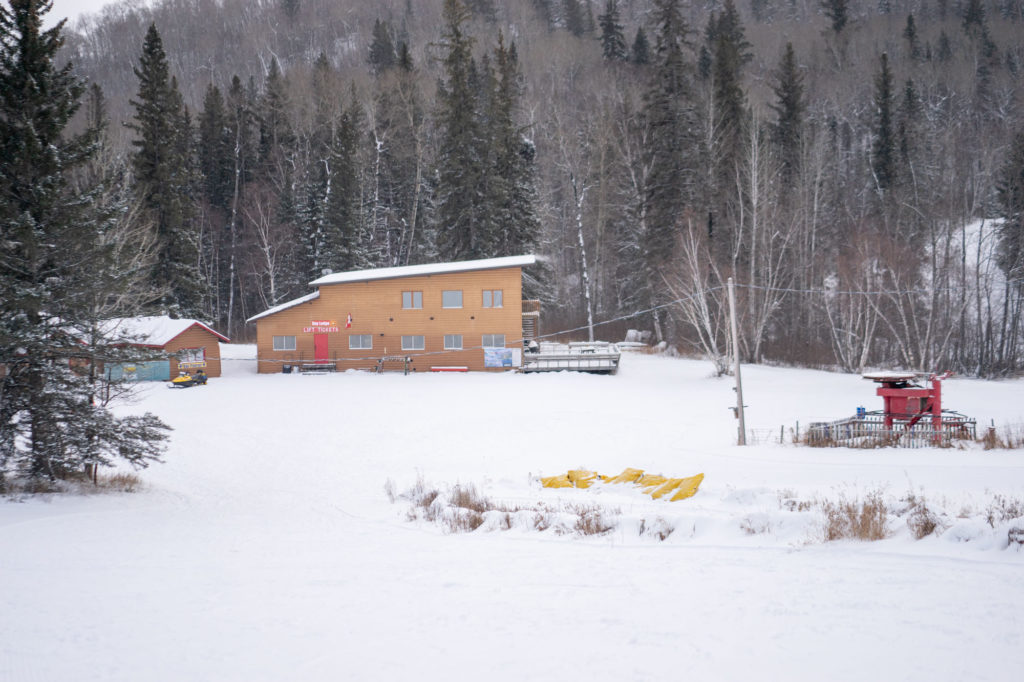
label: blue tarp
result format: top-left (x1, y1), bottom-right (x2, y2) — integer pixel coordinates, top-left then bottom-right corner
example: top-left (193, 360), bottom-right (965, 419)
top-left (106, 361), bottom-right (170, 382)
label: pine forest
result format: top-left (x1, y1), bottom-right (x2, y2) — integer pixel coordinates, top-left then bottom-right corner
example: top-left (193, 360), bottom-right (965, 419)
top-left (10, 0), bottom-right (1024, 379)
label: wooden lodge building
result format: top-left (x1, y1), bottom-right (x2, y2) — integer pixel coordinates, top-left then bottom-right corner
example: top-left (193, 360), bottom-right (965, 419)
top-left (247, 255), bottom-right (538, 373)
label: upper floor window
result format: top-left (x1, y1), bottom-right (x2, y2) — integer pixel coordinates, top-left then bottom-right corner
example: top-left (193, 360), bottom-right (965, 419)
top-left (482, 290), bottom-right (503, 308)
top-left (442, 290), bottom-right (463, 308)
top-left (402, 291), bottom-right (422, 309)
top-left (273, 336), bottom-right (296, 351)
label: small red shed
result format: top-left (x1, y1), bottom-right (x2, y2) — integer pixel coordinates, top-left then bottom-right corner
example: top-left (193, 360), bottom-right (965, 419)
top-left (106, 316), bottom-right (230, 379)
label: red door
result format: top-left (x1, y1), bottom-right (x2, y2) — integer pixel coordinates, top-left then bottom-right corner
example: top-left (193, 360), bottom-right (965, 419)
top-left (314, 334), bottom-right (329, 363)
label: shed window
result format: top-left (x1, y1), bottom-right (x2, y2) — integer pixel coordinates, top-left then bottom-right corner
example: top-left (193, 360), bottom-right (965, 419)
top-left (402, 335), bottom-right (425, 350)
top-left (349, 334), bottom-right (372, 350)
top-left (273, 335), bottom-right (296, 351)
top-left (402, 291), bottom-right (423, 309)
top-left (444, 334), bottom-right (463, 350)
top-left (482, 334), bottom-right (505, 348)
top-left (179, 347), bottom-right (204, 363)
top-left (482, 290), bottom-right (503, 308)
top-left (442, 290), bottom-right (463, 308)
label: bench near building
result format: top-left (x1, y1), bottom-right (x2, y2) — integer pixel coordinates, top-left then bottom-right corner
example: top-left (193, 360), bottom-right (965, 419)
top-left (247, 256), bottom-right (537, 373)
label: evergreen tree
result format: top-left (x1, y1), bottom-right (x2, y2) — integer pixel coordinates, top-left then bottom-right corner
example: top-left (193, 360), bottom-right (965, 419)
top-left (997, 129), bottom-right (1024, 281)
top-left (962, 0), bottom-right (986, 37)
top-left (127, 23), bottom-right (202, 316)
top-left (435, 0), bottom-right (486, 261)
top-left (597, 0), bottom-right (627, 62)
top-left (903, 14), bottom-right (921, 60)
top-left (322, 90), bottom-right (369, 272)
top-left (256, 57), bottom-right (294, 180)
top-left (397, 41), bottom-right (414, 71)
top-left (368, 18), bottom-right (396, 74)
top-left (0, 0), bottom-right (169, 483)
top-left (641, 0), bottom-right (698, 339)
top-left (871, 52), bottom-right (897, 193)
top-left (631, 26), bottom-right (650, 65)
top-left (198, 84), bottom-right (231, 209)
top-left (564, 0), bottom-right (586, 36)
top-left (769, 42), bottom-right (805, 184)
top-left (488, 34), bottom-right (540, 259)
top-left (821, 0), bottom-right (849, 34)
top-left (709, 0), bottom-right (751, 184)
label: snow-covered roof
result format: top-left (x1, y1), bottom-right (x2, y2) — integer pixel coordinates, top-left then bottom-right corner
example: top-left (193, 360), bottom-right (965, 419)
top-left (105, 316), bottom-right (230, 346)
top-left (309, 255), bottom-right (536, 287)
top-left (246, 291), bottom-right (320, 323)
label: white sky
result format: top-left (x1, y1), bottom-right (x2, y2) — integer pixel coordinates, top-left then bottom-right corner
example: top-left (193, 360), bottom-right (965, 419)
top-left (46, 0), bottom-right (124, 28)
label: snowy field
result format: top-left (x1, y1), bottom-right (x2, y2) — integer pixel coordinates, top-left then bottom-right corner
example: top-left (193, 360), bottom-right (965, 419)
top-left (3, 347), bottom-right (1024, 681)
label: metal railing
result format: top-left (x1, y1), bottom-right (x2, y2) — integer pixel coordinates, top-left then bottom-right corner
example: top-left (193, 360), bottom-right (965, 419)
top-left (806, 413), bottom-right (976, 448)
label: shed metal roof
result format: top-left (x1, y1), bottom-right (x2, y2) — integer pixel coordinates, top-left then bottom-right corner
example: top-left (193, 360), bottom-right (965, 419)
top-left (247, 256), bottom-right (536, 323)
top-left (309, 255), bottom-right (536, 286)
top-left (104, 316), bottom-right (230, 346)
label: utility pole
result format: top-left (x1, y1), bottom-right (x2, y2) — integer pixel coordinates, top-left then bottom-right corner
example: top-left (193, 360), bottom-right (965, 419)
top-left (728, 277), bottom-right (746, 445)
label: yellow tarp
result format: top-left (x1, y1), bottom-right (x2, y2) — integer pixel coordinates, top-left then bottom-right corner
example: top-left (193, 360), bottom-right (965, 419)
top-left (541, 467), bottom-right (704, 502)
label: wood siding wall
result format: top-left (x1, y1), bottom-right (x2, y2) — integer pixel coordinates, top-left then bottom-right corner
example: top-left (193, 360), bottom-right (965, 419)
top-left (165, 326), bottom-right (224, 377)
top-left (253, 267), bottom-right (524, 373)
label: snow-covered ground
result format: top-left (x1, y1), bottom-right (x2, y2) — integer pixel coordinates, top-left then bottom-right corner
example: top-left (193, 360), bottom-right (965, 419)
top-left (3, 347), bottom-right (1023, 681)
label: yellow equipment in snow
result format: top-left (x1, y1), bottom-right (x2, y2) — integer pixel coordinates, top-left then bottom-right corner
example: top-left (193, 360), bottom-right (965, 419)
top-left (169, 370), bottom-right (208, 388)
top-left (540, 468), bottom-right (704, 502)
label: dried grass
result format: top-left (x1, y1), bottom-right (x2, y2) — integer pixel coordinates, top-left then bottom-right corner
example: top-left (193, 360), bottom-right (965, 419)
top-left (388, 479), bottom-right (621, 538)
top-left (981, 424), bottom-right (1024, 450)
top-left (820, 490), bottom-right (890, 542)
top-left (570, 503), bottom-right (616, 536)
top-left (902, 491), bottom-right (941, 540)
top-left (986, 494), bottom-right (1024, 528)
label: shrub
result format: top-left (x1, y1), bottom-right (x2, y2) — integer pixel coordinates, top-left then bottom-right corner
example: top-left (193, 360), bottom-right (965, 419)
top-left (572, 503), bottom-right (616, 536)
top-left (98, 472), bottom-right (144, 493)
top-left (639, 517), bottom-right (674, 541)
top-left (903, 491), bottom-right (941, 539)
top-left (820, 490), bottom-right (889, 541)
top-left (986, 494), bottom-right (1024, 528)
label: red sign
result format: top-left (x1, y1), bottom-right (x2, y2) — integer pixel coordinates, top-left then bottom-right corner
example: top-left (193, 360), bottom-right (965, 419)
top-left (311, 320), bottom-right (335, 326)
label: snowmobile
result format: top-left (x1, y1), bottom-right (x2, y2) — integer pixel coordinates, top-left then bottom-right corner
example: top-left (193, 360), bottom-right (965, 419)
top-left (169, 370), bottom-right (208, 388)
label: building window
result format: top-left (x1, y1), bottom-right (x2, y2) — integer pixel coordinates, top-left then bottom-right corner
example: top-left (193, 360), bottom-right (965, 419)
top-left (482, 290), bottom-right (503, 308)
top-left (349, 334), bottom-right (372, 350)
top-left (442, 290), bottom-right (463, 308)
top-left (402, 335), bottom-right (425, 351)
top-left (482, 334), bottom-right (505, 348)
top-left (273, 335), bottom-right (296, 351)
top-left (444, 334), bottom-right (463, 350)
top-left (402, 291), bottom-right (423, 309)
top-left (179, 347), bottom-right (204, 363)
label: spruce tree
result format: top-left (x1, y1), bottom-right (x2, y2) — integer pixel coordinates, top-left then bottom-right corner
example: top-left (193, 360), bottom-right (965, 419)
top-left (597, 0), bottom-right (627, 62)
top-left (435, 0), bottom-right (486, 261)
top-left (769, 42), bottom-right (805, 185)
top-left (631, 26), bottom-right (650, 65)
top-left (871, 52), bottom-right (897, 193)
top-left (821, 0), bottom-right (849, 34)
top-left (564, 0), bottom-right (586, 36)
top-left (368, 18), bottom-right (396, 74)
top-left (997, 129), bottom-right (1024, 281)
top-left (903, 14), bottom-right (921, 60)
top-left (0, 0), bottom-right (169, 483)
top-left (127, 23), bottom-right (202, 316)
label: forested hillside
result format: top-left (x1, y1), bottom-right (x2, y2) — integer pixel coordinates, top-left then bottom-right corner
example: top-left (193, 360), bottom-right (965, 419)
top-left (58, 0), bottom-right (1024, 374)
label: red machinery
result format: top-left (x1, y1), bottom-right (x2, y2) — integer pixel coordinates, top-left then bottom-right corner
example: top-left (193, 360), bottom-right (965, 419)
top-left (863, 371), bottom-right (951, 431)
